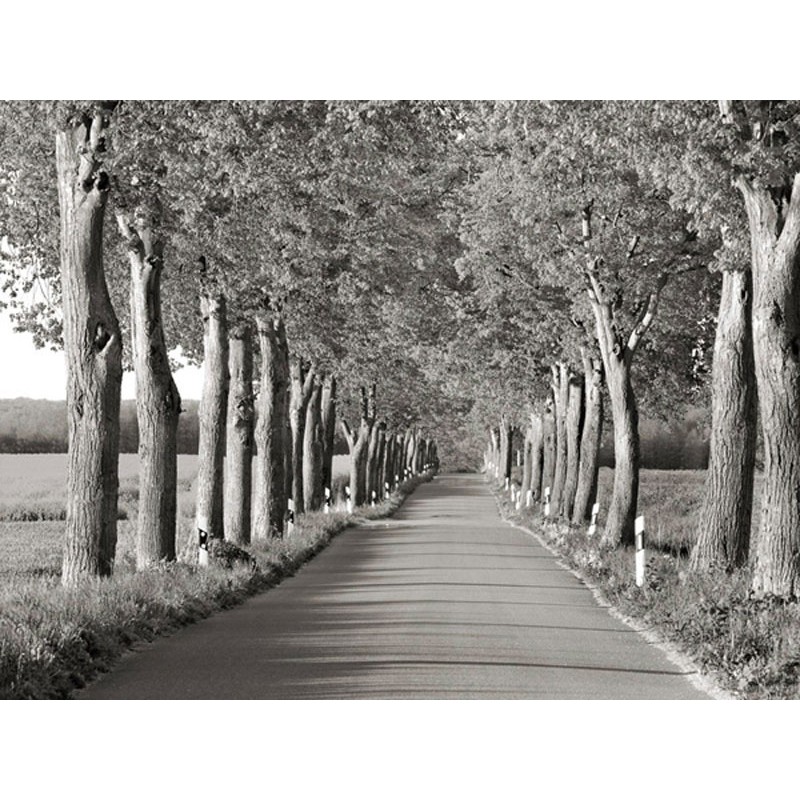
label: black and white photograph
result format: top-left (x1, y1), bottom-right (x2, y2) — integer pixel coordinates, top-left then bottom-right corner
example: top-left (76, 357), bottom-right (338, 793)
top-left (1, 2), bottom-right (797, 798)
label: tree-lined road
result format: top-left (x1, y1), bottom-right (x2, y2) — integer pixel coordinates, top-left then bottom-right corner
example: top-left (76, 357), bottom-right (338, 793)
top-left (80, 475), bottom-right (710, 699)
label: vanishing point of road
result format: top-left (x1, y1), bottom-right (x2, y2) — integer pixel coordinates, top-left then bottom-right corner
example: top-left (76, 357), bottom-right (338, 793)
top-left (79, 474), bottom-right (712, 699)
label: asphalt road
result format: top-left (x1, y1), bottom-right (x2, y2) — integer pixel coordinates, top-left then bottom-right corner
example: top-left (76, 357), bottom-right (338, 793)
top-left (79, 474), bottom-right (711, 699)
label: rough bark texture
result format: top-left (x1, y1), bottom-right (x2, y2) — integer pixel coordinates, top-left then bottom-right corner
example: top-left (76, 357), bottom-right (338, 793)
top-left (289, 360), bottom-right (315, 515)
top-left (119, 213), bottom-right (180, 567)
top-left (500, 418), bottom-right (513, 485)
top-left (738, 175), bottom-right (800, 597)
top-left (519, 427), bottom-right (533, 500)
top-left (302, 379), bottom-right (324, 512)
top-left (253, 312), bottom-right (290, 538)
top-left (528, 413), bottom-right (544, 504)
top-left (561, 373), bottom-right (584, 520)
top-left (550, 363), bottom-right (569, 513)
top-left (343, 385), bottom-right (375, 507)
top-left (224, 324), bottom-right (254, 545)
top-left (56, 110), bottom-right (123, 585)
top-left (691, 269), bottom-right (757, 571)
top-left (196, 292), bottom-right (229, 542)
top-left (320, 375), bottom-right (337, 494)
top-left (572, 354), bottom-right (604, 525)
top-left (382, 432), bottom-right (394, 495)
top-left (541, 400), bottom-right (556, 499)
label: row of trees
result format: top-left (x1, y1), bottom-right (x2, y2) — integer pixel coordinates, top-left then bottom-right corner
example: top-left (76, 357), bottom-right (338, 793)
top-left (457, 101), bottom-right (800, 599)
top-left (1, 101), bottom-right (447, 586)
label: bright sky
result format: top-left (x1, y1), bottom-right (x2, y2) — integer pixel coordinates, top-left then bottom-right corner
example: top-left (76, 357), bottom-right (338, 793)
top-left (0, 308), bottom-right (203, 401)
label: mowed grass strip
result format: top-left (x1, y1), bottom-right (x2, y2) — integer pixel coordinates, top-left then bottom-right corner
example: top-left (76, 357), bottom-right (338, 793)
top-left (0, 471), bottom-right (427, 700)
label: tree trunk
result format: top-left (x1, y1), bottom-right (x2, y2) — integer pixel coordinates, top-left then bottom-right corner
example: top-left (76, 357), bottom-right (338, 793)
top-left (196, 291), bottom-right (229, 542)
top-left (56, 109), bottom-right (122, 586)
top-left (321, 374), bottom-right (337, 496)
top-left (529, 412), bottom-right (544, 504)
top-left (382, 431), bottom-right (394, 495)
top-left (253, 312), bottom-right (290, 538)
top-left (738, 176), bottom-right (800, 597)
top-left (365, 421), bottom-right (382, 503)
top-left (118, 213), bottom-right (180, 567)
top-left (572, 353), bottom-right (604, 525)
top-left (289, 360), bottom-right (315, 515)
top-left (540, 399), bottom-right (556, 500)
top-left (601, 356), bottom-right (639, 547)
top-left (303, 378), bottom-right (324, 512)
top-left (343, 385), bottom-right (374, 507)
top-left (224, 323), bottom-right (254, 545)
top-left (691, 269), bottom-right (756, 570)
top-left (519, 427), bottom-right (533, 501)
top-left (549, 362), bottom-right (569, 513)
top-left (489, 428), bottom-right (499, 477)
top-left (375, 426), bottom-right (387, 500)
top-left (561, 372), bottom-right (584, 520)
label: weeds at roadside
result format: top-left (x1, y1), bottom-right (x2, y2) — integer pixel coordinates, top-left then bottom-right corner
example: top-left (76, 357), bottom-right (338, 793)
top-left (0, 473), bottom-right (432, 700)
top-left (493, 480), bottom-right (800, 700)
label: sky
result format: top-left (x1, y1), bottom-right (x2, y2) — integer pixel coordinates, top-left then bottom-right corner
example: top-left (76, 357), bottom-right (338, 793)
top-left (0, 307), bottom-right (204, 401)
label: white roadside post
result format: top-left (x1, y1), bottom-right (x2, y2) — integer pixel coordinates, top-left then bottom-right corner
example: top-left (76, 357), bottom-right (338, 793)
top-left (385, 481), bottom-right (390, 498)
top-left (587, 502), bottom-right (600, 536)
top-left (504, 476), bottom-right (510, 491)
top-left (198, 525), bottom-right (209, 567)
top-left (515, 487), bottom-right (522, 511)
top-left (544, 486), bottom-right (551, 517)
top-left (516, 449), bottom-right (521, 467)
top-left (635, 515), bottom-right (646, 588)
top-left (345, 485), bottom-right (353, 514)
top-left (371, 490), bottom-right (376, 508)
top-left (525, 489), bottom-right (532, 508)
top-left (395, 473), bottom-right (399, 487)
top-left (287, 498), bottom-right (295, 536)
top-left (324, 486), bottom-right (331, 514)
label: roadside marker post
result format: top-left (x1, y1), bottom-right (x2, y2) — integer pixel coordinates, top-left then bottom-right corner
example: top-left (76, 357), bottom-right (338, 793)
top-left (385, 481), bottom-right (390, 498)
top-left (371, 490), bottom-right (376, 507)
top-left (526, 489), bottom-right (532, 508)
top-left (504, 476), bottom-right (510, 491)
top-left (515, 488), bottom-right (522, 511)
top-left (516, 450), bottom-right (522, 467)
top-left (287, 499), bottom-right (295, 536)
top-left (635, 515), bottom-right (646, 587)
top-left (544, 486), bottom-right (551, 517)
top-left (198, 528), bottom-right (209, 567)
top-left (324, 487), bottom-right (331, 514)
top-left (588, 502), bottom-right (600, 536)
top-left (345, 486), bottom-right (353, 514)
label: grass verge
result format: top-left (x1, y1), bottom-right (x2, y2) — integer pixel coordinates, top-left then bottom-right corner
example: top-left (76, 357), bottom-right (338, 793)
top-left (492, 479), bottom-right (800, 700)
top-left (0, 473), bottom-right (432, 700)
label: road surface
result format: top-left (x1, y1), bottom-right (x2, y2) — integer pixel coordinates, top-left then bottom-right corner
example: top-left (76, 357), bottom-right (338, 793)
top-left (79, 474), bottom-right (711, 699)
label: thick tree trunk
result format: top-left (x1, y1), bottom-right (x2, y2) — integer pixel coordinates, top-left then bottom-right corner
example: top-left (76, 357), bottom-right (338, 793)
top-left (320, 374), bottom-right (337, 496)
top-left (738, 176), bottom-right (800, 597)
top-left (303, 379), bottom-right (324, 512)
top-left (253, 312), bottom-right (290, 538)
top-left (375, 426), bottom-right (387, 500)
top-left (550, 363), bottom-right (569, 513)
top-left (196, 292), bottom-right (229, 542)
top-left (572, 354), bottom-right (604, 525)
top-left (382, 431), bottom-right (394, 495)
top-left (56, 110), bottom-right (122, 585)
top-left (289, 360), bottom-right (315, 515)
top-left (561, 372), bottom-right (584, 520)
top-left (224, 324), bottom-right (254, 545)
top-left (691, 269), bottom-right (757, 571)
top-left (602, 357), bottom-right (640, 547)
top-left (405, 430), bottom-right (417, 478)
top-left (528, 413), bottom-right (544, 504)
top-left (118, 213), bottom-right (180, 567)
top-left (540, 399), bottom-right (556, 501)
top-left (343, 385), bottom-right (374, 507)
top-left (519, 427), bottom-right (533, 501)
top-left (365, 421), bottom-right (382, 503)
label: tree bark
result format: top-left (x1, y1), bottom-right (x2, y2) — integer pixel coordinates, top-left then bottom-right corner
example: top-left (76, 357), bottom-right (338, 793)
top-left (303, 377), bottom-right (324, 512)
top-left (691, 269), bottom-right (756, 570)
top-left (224, 323), bottom-right (254, 545)
top-left (342, 385), bottom-right (374, 506)
top-left (550, 362), bottom-right (569, 513)
top-left (320, 374), bottom-right (337, 496)
top-left (196, 290), bottom-right (228, 542)
top-left (118, 212), bottom-right (180, 567)
top-left (540, 399), bottom-right (556, 501)
top-left (572, 353), bottom-right (604, 525)
top-left (528, 412), bottom-right (544, 504)
top-left (382, 431), bottom-right (394, 495)
top-left (519, 427), bottom-right (533, 501)
top-left (56, 107), bottom-right (122, 585)
top-left (737, 175), bottom-right (800, 597)
top-left (253, 311), bottom-right (290, 538)
top-left (289, 359), bottom-right (315, 515)
top-left (561, 372), bottom-right (584, 520)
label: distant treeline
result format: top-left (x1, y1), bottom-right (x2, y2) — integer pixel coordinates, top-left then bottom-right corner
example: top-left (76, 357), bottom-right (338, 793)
top-left (0, 398), bottom-right (353, 456)
top-left (0, 398), bottom-right (201, 454)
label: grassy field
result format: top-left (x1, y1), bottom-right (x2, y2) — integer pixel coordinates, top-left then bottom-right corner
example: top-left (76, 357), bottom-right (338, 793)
top-left (0, 453), bottom-right (351, 578)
